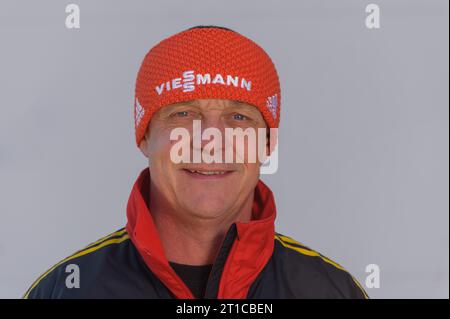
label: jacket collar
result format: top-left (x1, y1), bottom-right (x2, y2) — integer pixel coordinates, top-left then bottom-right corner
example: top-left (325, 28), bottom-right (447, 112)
top-left (126, 168), bottom-right (276, 299)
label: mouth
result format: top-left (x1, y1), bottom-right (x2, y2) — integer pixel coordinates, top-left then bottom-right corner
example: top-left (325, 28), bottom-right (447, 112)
top-left (181, 168), bottom-right (235, 180)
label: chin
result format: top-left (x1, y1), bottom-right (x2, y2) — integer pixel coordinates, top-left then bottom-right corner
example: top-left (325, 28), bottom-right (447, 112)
top-left (182, 196), bottom-right (235, 220)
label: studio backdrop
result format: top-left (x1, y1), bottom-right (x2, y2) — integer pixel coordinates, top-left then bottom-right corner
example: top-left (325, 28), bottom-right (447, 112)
top-left (0, 0), bottom-right (448, 299)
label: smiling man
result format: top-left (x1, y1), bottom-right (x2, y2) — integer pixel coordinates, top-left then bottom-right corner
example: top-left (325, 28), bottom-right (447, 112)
top-left (141, 98), bottom-right (268, 269)
top-left (24, 25), bottom-right (368, 299)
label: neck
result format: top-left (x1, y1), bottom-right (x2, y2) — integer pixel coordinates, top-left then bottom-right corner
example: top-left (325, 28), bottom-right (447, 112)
top-left (148, 184), bottom-right (254, 266)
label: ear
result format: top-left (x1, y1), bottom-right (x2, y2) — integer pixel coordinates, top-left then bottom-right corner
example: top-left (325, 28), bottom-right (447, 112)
top-left (266, 127), bottom-right (278, 157)
top-left (258, 127), bottom-right (277, 169)
top-left (138, 131), bottom-right (150, 158)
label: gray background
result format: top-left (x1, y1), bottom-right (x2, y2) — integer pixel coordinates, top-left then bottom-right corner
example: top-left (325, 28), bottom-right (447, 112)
top-left (0, 0), bottom-right (448, 299)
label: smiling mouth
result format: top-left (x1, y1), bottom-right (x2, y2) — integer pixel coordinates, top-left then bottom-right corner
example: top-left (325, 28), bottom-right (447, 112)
top-left (181, 168), bottom-right (234, 178)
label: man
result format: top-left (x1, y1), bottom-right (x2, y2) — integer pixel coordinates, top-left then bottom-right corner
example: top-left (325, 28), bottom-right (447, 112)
top-left (24, 25), bottom-right (368, 299)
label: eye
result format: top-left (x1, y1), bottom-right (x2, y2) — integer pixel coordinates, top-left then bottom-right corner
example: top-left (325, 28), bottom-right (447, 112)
top-left (233, 113), bottom-right (248, 121)
top-left (172, 111), bottom-right (190, 117)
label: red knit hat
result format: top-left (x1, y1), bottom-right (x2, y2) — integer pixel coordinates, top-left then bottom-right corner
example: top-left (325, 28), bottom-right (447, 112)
top-left (133, 25), bottom-right (281, 147)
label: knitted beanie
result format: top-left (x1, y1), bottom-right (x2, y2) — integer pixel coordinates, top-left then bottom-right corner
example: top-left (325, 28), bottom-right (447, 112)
top-left (133, 25), bottom-right (281, 147)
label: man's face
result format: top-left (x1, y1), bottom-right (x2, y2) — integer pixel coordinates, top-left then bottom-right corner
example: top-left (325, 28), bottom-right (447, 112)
top-left (139, 99), bottom-right (269, 220)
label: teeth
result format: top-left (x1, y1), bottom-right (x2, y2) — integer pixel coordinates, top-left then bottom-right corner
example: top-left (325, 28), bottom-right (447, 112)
top-left (187, 170), bottom-right (227, 175)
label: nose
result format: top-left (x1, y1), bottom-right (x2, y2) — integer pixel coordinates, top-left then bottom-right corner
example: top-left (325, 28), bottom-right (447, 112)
top-left (191, 113), bottom-right (227, 161)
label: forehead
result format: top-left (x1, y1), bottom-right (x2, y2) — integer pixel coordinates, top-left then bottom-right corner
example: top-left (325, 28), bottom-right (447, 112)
top-left (166, 99), bottom-right (256, 110)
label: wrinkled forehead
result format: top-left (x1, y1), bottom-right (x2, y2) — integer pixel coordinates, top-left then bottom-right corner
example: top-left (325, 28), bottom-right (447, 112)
top-left (163, 99), bottom-right (260, 112)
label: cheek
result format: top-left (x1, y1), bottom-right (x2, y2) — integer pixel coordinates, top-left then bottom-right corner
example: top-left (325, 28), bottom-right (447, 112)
top-left (233, 132), bottom-right (267, 164)
top-left (244, 162), bottom-right (260, 178)
top-left (147, 129), bottom-right (179, 164)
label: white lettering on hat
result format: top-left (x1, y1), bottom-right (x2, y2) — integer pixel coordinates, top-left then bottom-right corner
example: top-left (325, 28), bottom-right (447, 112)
top-left (135, 97), bottom-right (145, 126)
top-left (266, 93), bottom-right (278, 119)
top-left (155, 70), bottom-right (252, 95)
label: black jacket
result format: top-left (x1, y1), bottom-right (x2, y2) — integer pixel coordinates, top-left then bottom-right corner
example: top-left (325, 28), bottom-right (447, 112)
top-left (24, 169), bottom-right (368, 299)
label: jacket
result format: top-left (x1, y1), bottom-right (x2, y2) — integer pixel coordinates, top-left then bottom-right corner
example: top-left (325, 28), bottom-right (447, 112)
top-left (24, 168), bottom-right (368, 299)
